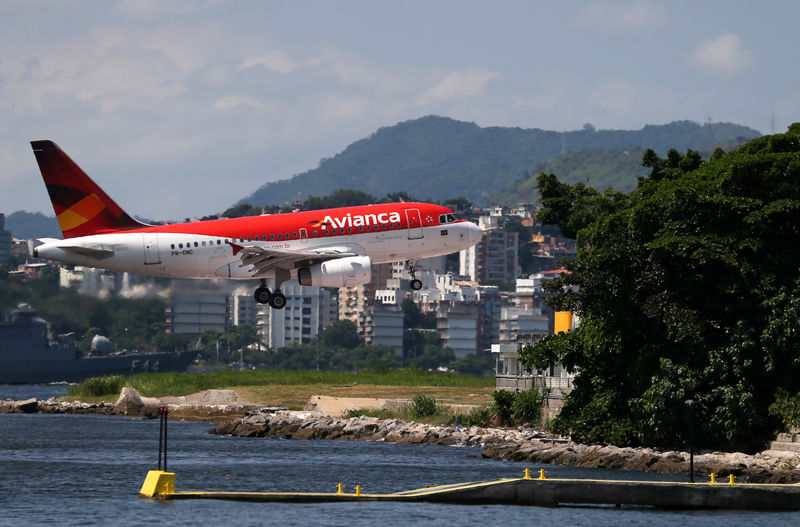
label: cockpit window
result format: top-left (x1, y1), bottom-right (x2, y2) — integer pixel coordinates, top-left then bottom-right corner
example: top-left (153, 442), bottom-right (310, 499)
top-left (439, 213), bottom-right (459, 224)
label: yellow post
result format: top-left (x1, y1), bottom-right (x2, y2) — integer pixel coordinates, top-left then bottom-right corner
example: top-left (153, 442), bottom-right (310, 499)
top-left (336, 483), bottom-right (344, 494)
top-left (523, 468), bottom-right (531, 480)
top-left (139, 470), bottom-right (175, 498)
top-left (728, 474), bottom-right (736, 485)
top-left (355, 485), bottom-right (362, 497)
top-left (709, 473), bottom-right (717, 484)
top-left (538, 469), bottom-right (547, 480)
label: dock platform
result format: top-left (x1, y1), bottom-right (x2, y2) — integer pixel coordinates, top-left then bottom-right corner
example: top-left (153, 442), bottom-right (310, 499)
top-left (140, 469), bottom-right (800, 510)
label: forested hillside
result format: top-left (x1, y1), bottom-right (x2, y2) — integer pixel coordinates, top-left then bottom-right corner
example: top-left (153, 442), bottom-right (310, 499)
top-left (241, 116), bottom-right (760, 207)
top-left (5, 211), bottom-right (60, 240)
top-left (492, 147), bottom-right (649, 205)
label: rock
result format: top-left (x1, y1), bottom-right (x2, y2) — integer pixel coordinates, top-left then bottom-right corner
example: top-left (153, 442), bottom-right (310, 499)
top-left (114, 387), bottom-right (158, 417)
top-left (16, 398), bottom-right (39, 413)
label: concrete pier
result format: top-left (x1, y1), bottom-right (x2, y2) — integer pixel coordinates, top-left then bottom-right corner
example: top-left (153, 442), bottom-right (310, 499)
top-left (140, 470), bottom-right (800, 510)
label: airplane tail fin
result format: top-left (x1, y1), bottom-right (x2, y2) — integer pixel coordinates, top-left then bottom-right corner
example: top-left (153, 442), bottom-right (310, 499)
top-left (30, 140), bottom-right (147, 239)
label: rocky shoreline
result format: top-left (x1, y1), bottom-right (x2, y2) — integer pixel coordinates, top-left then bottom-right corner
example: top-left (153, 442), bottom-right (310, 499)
top-left (211, 409), bottom-right (800, 484)
top-left (4, 391), bottom-right (800, 484)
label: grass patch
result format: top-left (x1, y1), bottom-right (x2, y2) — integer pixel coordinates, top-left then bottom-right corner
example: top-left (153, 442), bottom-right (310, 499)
top-left (67, 375), bottom-right (125, 398)
top-left (125, 368), bottom-right (493, 398)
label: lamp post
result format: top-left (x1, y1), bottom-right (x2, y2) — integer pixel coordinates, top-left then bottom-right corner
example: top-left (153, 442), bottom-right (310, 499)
top-left (685, 399), bottom-right (695, 483)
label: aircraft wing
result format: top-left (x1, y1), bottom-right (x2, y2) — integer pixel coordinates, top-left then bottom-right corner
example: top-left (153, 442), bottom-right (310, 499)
top-left (226, 241), bottom-right (359, 278)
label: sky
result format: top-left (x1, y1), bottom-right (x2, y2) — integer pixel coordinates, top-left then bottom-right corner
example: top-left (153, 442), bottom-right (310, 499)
top-left (2, 0), bottom-right (799, 222)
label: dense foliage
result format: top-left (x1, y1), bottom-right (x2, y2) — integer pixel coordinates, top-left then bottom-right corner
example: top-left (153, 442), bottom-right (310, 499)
top-left (520, 124), bottom-right (800, 452)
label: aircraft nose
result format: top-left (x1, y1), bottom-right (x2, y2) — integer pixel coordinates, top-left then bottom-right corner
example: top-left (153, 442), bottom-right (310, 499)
top-left (468, 222), bottom-right (483, 246)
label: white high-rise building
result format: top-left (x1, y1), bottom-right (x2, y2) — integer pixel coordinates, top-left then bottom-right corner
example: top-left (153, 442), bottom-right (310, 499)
top-left (259, 279), bottom-right (333, 349)
top-left (229, 286), bottom-right (259, 328)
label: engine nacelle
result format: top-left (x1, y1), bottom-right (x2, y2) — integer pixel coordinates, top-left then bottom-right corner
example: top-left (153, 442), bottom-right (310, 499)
top-left (298, 256), bottom-right (371, 288)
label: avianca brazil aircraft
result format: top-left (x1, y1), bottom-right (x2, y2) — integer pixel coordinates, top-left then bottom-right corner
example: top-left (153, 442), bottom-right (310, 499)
top-left (29, 140), bottom-right (483, 309)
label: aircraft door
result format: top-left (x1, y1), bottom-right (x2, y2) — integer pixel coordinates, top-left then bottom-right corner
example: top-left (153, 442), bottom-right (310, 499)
top-left (143, 234), bottom-right (161, 264)
top-left (405, 208), bottom-right (423, 240)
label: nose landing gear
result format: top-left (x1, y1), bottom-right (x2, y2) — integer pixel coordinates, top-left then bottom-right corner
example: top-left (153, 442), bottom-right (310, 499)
top-left (407, 261), bottom-right (423, 291)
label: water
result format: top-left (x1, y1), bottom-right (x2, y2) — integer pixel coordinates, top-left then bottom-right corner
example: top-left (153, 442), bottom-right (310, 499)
top-left (1, 397), bottom-right (799, 525)
top-left (0, 383), bottom-right (69, 400)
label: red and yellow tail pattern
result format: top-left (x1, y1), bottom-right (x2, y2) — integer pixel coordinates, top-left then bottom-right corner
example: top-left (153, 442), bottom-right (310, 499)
top-left (30, 140), bottom-right (146, 239)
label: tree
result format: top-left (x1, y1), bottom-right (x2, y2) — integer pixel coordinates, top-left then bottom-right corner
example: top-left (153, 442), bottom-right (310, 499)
top-left (381, 191), bottom-right (416, 203)
top-left (222, 203), bottom-right (261, 218)
top-left (305, 189), bottom-right (375, 210)
top-left (442, 196), bottom-right (473, 212)
top-left (321, 319), bottom-right (362, 349)
top-left (520, 124), bottom-right (800, 452)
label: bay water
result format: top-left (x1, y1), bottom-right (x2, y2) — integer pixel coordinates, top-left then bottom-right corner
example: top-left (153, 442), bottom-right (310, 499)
top-left (2, 385), bottom-right (799, 526)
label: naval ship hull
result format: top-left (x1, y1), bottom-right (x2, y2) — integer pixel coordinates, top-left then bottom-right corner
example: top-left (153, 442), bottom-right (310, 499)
top-left (0, 349), bottom-right (199, 384)
top-left (1, 305), bottom-right (199, 384)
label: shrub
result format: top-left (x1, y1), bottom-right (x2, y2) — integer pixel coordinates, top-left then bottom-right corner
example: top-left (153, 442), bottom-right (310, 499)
top-left (409, 394), bottom-right (443, 418)
top-left (449, 405), bottom-right (493, 427)
top-left (512, 388), bottom-right (542, 424)
top-left (491, 390), bottom-right (516, 424)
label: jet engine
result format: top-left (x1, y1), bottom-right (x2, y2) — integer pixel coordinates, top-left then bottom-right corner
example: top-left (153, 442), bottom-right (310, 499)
top-left (298, 256), bottom-right (371, 288)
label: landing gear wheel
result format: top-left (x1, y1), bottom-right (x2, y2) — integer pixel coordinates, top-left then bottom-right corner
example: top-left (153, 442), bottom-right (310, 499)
top-left (410, 279), bottom-right (422, 291)
top-left (269, 291), bottom-right (287, 309)
top-left (254, 286), bottom-right (272, 305)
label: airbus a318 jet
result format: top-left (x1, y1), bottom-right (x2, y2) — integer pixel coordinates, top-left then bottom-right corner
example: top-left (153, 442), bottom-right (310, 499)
top-left (30, 140), bottom-right (483, 309)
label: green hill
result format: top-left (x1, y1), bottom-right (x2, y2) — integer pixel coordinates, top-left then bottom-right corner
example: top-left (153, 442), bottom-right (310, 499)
top-left (4, 211), bottom-right (61, 240)
top-left (240, 116), bottom-right (760, 207)
top-left (492, 147), bottom-right (649, 206)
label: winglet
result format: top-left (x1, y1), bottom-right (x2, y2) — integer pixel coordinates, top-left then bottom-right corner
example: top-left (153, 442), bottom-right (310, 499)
top-left (30, 140), bottom-right (147, 239)
top-left (226, 240), bottom-right (244, 256)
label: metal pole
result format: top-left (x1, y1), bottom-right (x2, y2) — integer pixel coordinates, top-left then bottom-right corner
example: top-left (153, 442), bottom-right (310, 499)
top-left (157, 407), bottom-right (164, 471)
top-left (685, 399), bottom-right (695, 483)
top-left (163, 406), bottom-right (169, 473)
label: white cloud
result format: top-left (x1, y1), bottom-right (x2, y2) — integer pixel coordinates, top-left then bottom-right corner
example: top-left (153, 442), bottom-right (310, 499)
top-left (576, 1), bottom-right (666, 31)
top-left (689, 33), bottom-right (751, 76)
top-left (239, 50), bottom-right (298, 74)
top-left (416, 69), bottom-right (498, 106)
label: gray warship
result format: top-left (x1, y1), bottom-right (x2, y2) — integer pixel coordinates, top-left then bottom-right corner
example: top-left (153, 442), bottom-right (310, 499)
top-left (0, 304), bottom-right (198, 384)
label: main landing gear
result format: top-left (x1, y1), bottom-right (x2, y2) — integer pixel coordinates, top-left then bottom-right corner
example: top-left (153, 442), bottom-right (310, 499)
top-left (407, 261), bottom-right (422, 291)
top-left (253, 279), bottom-right (287, 309)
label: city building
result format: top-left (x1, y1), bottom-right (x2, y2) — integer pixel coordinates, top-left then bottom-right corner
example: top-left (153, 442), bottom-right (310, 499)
top-left (0, 214), bottom-right (11, 263)
top-left (258, 279), bottom-right (333, 349)
top-left (58, 266), bottom-right (119, 297)
top-left (436, 304), bottom-right (479, 359)
top-left (493, 311), bottom-right (578, 394)
top-left (229, 286), bottom-right (259, 328)
top-left (459, 209), bottom-right (518, 287)
top-left (165, 292), bottom-right (228, 334)
top-left (362, 304), bottom-right (404, 355)
top-left (498, 305), bottom-right (549, 345)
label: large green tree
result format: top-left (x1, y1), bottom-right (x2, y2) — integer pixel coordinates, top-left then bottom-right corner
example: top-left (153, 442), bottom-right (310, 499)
top-left (520, 124), bottom-right (800, 452)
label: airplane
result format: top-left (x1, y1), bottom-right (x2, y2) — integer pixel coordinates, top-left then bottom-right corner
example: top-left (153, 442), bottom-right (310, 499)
top-left (29, 140), bottom-right (484, 309)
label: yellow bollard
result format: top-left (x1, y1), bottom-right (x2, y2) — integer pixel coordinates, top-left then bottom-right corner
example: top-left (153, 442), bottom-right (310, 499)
top-left (336, 483), bottom-right (344, 494)
top-left (538, 469), bottom-right (547, 480)
top-left (728, 474), bottom-right (736, 485)
top-left (355, 485), bottom-right (362, 497)
top-left (523, 468), bottom-right (531, 480)
top-left (709, 473), bottom-right (717, 484)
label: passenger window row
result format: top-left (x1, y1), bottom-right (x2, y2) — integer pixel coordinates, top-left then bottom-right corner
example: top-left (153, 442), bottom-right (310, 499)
top-left (167, 220), bottom-right (406, 250)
